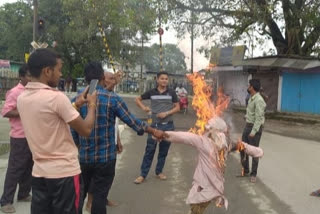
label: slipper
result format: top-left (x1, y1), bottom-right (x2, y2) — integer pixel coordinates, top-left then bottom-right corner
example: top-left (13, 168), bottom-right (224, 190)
top-left (134, 176), bottom-right (144, 184)
top-left (310, 190), bottom-right (320, 197)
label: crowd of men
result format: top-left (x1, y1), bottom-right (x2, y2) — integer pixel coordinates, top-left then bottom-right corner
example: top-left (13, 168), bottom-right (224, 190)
top-left (0, 48), bottom-right (267, 214)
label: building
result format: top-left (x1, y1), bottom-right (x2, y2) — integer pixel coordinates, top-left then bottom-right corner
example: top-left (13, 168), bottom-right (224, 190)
top-left (241, 56), bottom-right (320, 114)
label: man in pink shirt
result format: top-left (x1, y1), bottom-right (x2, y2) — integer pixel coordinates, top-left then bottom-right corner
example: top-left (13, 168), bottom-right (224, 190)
top-left (0, 64), bottom-right (33, 213)
top-left (17, 48), bottom-right (97, 214)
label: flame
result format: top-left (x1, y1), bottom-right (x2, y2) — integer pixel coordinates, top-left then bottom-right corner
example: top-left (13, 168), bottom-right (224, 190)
top-left (187, 72), bottom-right (229, 135)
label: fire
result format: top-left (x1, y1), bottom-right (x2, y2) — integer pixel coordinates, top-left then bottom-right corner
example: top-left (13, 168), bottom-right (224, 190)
top-left (187, 72), bottom-right (229, 135)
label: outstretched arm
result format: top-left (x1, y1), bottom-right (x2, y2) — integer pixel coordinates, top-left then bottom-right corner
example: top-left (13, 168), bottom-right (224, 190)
top-left (164, 131), bottom-right (202, 148)
top-left (229, 139), bottom-right (264, 158)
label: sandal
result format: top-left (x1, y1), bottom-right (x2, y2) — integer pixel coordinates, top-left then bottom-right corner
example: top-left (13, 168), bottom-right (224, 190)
top-left (310, 189), bottom-right (320, 197)
top-left (134, 176), bottom-right (145, 184)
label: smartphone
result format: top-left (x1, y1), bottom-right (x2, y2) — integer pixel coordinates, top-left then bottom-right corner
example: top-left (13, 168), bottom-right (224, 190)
top-left (88, 79), bottom-right (98, 95)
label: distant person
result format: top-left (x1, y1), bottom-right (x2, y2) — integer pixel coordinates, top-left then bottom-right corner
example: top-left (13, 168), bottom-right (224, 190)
top-left (134, 71), bottom-right (180, 184)
top-left (239, 79), bottom-right (266, 183)
top-left (175, 84), bottom-right (187, 97)
top-left (17, 48), bottom-right (97, 214)
top-left (0, 64), bottom-right (33, 214)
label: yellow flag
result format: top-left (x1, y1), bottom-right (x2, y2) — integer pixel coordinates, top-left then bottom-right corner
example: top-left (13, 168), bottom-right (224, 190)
top-left (25, 53), bottom-right (30, 63)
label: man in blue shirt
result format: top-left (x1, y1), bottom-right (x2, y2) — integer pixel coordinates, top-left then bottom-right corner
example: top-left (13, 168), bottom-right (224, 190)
top-left (71, 62), bottom-right (163, 214)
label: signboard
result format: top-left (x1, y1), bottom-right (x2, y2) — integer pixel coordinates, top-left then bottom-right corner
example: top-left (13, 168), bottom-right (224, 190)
top-left (209, 46), bottom-right (246, 66)
top-left (0, 60), bottom-right (10, 69)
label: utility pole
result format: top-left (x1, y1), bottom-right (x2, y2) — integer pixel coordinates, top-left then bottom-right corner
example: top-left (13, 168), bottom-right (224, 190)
top-left (190, 11), bottom-right (194, 73)
top-left (158, 2), bottom-right (164, 72)
top-left (140, 33), bottom-right (144, 93)
top-left (33, 0), bottom-right (38, 42)
top-left (141, 34), bottom-right (144, 80)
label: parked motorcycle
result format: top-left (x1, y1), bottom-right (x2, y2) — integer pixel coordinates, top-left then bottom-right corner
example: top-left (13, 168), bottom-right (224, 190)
top-left (178, 93), bottom-right (188, 114)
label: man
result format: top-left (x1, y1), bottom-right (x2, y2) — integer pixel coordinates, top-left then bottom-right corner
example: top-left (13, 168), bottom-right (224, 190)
top-left (239, 79), bottom-right (266, 183)
top-left (175, 83), bottom-right (187, 97)
top-left (0, 64), bottom-right (33, 213)
top-left (134, 71), bottom-right (180, 184)
top-left (84, 71), bottom-right (122, 211)
top-left (71, 62), bottom-right (163, 214)
top-left (17, 48), bottom-right (97, 214)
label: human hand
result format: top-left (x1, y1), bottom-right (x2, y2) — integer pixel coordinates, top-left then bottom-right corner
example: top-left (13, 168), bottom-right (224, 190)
top-left (156, 112), bottom-right (168, 119)
top-left (115, 70), bottom-right (124, 84)
top-left (75, 86), bottom-right (89, 108)
top-left (249, 134), bottom-right (255, 138)
top-left (152, 129), bottom-right (165, 140)
top-left (116, 142), bottom-right (123, 154)
top-left (143, 106), bottom-right (151, 113)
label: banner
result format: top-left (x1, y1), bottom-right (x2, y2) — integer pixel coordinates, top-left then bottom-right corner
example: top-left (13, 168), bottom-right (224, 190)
top-left (0, 60), bottom-right (10, 69)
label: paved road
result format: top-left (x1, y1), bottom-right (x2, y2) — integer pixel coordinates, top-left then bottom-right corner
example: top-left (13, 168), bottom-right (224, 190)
top-left (0, 94), bottom-right (319, 213)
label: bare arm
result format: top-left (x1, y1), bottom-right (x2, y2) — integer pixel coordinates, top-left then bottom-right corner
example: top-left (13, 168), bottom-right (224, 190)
top-left (135, 96), bottom-right (150, 112)
top-left (3, 109), bottom-right (19, 118)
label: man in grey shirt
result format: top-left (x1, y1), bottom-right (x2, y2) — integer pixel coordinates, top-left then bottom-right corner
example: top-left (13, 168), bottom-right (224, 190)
top-left (134, 72), bottom-right (180, 184)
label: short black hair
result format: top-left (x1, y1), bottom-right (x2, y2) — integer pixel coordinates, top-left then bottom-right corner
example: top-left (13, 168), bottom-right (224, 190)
top-left (157, 71), bottom-right (169, 78)
top-left (84, 62), bottom-right (104, 84)
top-left (27, 48), bottom-right (61, 78)
top-left (249, 79), bottom-right (261, 92)
top-left (18, 64), bottom-right (29, 77)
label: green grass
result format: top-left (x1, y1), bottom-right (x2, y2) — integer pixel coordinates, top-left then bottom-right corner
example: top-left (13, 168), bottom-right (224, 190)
top-left (0, 144), bottom-right (10, 156)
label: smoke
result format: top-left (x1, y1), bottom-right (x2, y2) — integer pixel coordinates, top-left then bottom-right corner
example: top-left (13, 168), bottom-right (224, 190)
top-left (177, 33), bottom-right (209, 71)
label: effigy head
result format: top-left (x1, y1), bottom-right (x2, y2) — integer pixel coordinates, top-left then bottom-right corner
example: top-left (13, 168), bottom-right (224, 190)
top-left (205, 117), bottom-right (228, 150)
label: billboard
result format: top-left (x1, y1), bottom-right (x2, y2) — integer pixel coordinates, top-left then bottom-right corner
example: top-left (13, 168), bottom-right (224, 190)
top-left (209, 46), bottom-right (246, 66)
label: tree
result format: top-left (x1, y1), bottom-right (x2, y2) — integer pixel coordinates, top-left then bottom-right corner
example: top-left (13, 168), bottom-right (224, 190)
top-left (167, 0), bottom-right (320, 56)
top-left (0, 0), bottom-right (160, 77)
top-left (0, 2), bottom-right (33, 61)
top-left (144, 43), bottom-right (187, 74)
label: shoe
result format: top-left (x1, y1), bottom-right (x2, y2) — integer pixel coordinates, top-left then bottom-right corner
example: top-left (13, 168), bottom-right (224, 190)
top-left (17, 195), bottom-right (32, 202)
top-left (0, 204), bottom-right (16, 213)
top-left (157, 173), bottom-right (167, 180)
top-left (134, 176), bottom-right (145, 184)
top-left (250, 176), bottom-right (257, 183)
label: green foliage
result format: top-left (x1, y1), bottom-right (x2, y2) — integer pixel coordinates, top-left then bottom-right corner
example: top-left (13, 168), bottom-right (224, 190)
top-left (0, 1), bottom-right (33, 61)
top-left (167, 0), bottom-right (320, 56)
top-left (144, 43), bottom-right (187, 74)
top-left (0, 0), bottom-right (160, 77)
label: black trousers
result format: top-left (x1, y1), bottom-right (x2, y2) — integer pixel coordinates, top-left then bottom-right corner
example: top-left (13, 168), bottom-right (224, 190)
top-left (31, 175), bottom-right (82, 214)
top-left (240, 123), bottom-right (263, 176)
top-left (80, 160), bottom-right (116, 214)
top-left (0, 137), bottom-right (33, 206)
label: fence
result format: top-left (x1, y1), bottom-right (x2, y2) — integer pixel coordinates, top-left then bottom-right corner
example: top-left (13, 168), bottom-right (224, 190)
top-left (0, 70), bottom-right (19, 100)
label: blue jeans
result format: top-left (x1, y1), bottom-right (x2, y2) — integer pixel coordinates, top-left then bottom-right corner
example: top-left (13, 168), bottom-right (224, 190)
top-left (140, 122), bottom-right (174, 178)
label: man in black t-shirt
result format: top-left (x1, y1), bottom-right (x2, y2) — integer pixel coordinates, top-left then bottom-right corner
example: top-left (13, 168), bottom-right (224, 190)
top-left (134, 72), bottom-right (180, 184)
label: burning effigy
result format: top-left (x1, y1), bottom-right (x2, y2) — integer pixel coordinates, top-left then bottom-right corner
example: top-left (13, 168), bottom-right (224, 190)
top-left (163, 73), bottom-right (263, 214)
